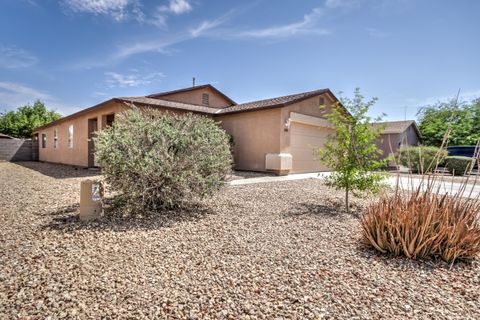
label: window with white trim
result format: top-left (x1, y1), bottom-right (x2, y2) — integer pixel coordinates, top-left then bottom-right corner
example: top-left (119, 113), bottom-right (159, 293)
top-left (68, 125), bottom-right (74, 148)
top-left (41, 133), bottom-right (46, 148)
top-left (53, 128), bottom-right (58, 149)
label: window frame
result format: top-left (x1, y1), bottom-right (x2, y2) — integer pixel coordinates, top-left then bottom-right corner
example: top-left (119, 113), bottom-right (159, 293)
top-left (68, 124), bottom-right (74, 149)
top-left (202, 93), bottom-right (210, 106)
top-left (41, 133), bottom-right (47, 148)
top-left (53, 128), bottom-right (58, 149)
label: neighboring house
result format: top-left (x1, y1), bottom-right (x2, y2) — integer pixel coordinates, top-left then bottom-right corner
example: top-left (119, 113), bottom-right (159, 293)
top-left (373, 120), bottom-right (421, 159)
top-left (34, 84), bottom-right (344, 175)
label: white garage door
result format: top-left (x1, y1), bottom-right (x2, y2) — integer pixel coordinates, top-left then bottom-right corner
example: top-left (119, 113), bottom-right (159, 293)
top-left (290, 122), bottom-right (333, 173)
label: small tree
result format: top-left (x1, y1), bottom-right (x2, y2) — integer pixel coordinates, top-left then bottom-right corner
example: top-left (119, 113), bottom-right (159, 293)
top-left (94, 107), bottom-right (232, 213)
top-left (418, 98), bottom-right (480, 147)
top-left (0, 100), bottom-right (61, 138)
top-left (319, 88), bottom-right (387, 214)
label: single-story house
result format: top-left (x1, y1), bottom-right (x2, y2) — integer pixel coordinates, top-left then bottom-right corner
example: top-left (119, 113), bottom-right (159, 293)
top-left (373, 120), bottom-right (421, 159)
top-left (34, 84), bottom-right (345, 175)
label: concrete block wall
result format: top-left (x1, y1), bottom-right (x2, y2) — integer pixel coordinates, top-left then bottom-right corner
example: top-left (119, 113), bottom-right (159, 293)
top-left (0, 139), bottom-right (34, 161)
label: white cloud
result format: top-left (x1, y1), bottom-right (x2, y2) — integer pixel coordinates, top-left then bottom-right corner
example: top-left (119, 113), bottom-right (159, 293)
top-left (61, 0), bottom-right (140, 21)
top-left (159, 0), bottom-right (192, 15)
top-left (150, 0), bottom-right (192, 28)
top-left (0, 82), bottom-right (55, 108)
top-left (189, 11), bottom-right (233, 37)
top-left (0, 45), bottom-right (38, 69)
top-left (0, 82), bottom-right (80, 114)
top-left (408, 89), bottom-right (480, 107)
top-left (105, 71), bottom-right (166, 88)
top-left (237, 7), bottom-right (329, 38)
top-left (325, 0), bottom-right (364, 9)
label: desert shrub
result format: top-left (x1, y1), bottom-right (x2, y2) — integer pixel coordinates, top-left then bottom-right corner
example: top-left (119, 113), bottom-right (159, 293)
top-left (397, 146), bottom-right (447, 173)
top-left (94, 107), bottom-right (232, 212)
top-left (445, 156), bottom-right (474, 176)
top-left (361, 181), bottom-right (480, 263)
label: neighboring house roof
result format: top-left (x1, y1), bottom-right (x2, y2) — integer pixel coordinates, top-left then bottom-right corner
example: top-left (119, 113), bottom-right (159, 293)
top-left (34, 85), bottom-right (341, 131)
top-left (373, 120), bottom-right (421, 137)
top-left (147, 84), bottom-right (237, 106)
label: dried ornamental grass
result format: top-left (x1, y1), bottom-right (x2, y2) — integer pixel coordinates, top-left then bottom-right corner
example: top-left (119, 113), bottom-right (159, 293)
top-left (361, 178), bottom-right (480, 263)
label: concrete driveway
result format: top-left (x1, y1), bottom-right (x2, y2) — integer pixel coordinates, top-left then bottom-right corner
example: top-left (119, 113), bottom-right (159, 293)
top-left (230, 172), bottom-right (480, 199)
top-left (388, 176), bottom-right (480, 199)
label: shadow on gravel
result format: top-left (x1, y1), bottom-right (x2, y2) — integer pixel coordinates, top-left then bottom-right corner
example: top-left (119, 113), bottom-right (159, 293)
top-left (356, 239), bottom-right (475, 272)
top-left (41, 201), bottom-right (214, 232)
top-left (283, 202), bottom-right (352, 219)
top-left (16, 161), bottom-right (101, 179)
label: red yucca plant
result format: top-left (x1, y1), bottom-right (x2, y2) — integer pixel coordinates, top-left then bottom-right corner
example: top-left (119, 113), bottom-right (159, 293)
top-left (362, 139), bottom-right (480, 263)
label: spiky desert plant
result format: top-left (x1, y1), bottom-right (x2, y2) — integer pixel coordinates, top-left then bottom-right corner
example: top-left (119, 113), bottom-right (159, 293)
top-left (362, 139), bottom-right (480, 263)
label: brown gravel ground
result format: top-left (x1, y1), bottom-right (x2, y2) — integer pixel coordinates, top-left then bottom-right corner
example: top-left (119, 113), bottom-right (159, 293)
top-left (1, 161), bottom-right (479, 319)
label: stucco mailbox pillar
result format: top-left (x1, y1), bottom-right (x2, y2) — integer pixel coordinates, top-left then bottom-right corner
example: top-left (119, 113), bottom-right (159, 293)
top-left (265, 153), bottom-right (292, 176)
top-left (79, 179), bottom-right (103, 221)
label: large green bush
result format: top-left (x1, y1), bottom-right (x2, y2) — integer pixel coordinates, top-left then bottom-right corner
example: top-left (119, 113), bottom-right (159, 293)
top-left (94, 107), bottom-right (232, 212)
top-left (445, 156), bottom-right (473, 176)
top-left (397, 146), bottom-right (447, 173)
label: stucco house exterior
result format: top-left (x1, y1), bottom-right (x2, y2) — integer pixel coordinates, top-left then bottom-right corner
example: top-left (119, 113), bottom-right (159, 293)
top-left (34, 84), bottom-right (344, 175)
top-left (373, 120), bottom-right (421, 159)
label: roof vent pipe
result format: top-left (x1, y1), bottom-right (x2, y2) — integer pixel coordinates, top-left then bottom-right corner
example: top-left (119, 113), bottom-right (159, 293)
top-left (192, 77), bottom-right (196, 87)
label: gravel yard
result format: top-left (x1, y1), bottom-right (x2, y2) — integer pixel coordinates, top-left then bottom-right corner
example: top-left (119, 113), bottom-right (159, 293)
top-left (1, 162), bottom-right (479, 319)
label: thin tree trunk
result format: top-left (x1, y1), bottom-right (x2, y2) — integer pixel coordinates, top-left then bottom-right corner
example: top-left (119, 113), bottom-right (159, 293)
top-left (345, 186), bottom-right (349, 214)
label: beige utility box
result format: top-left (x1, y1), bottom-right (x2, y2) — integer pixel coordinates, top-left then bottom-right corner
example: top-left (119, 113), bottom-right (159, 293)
top-left (79, 179), bottom-right (103, 221)
top-left (265, 153), bottom-right (292, 176)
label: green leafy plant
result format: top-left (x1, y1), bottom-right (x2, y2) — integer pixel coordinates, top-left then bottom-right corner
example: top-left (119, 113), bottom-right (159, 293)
top-left (94, 107), bottom-right (232, 213)
top-left (418, 98), bottom-right (480, 147)
top-left (361, 177), bottom-right (480, 263)
top-left (445, 156), bottom-right (474, 176)
top-left (0, 100), bottom-right (61, 138)
top-left (397, 146), bottom-right (447, 173)
top-left (319, 88), bottom-right (388, 214)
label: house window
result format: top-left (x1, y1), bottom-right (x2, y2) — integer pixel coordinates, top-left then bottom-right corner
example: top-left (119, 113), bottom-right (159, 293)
top-left (319, 97), bottom-right (325, 106)
top-left (41, 133), bottom-right (46, 148)
top-left (202, 93), bottom-right (210, 106)
top-left (68, 125), bottom-right (74, 148)
top-left (106, 114), bottom-right (114, 127)
top-left (53, 128), bottom-right (58, 149)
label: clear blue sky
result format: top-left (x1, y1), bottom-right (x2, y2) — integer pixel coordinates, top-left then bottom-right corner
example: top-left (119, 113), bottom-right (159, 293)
top-left (1, 0), bottom-right (479, 120)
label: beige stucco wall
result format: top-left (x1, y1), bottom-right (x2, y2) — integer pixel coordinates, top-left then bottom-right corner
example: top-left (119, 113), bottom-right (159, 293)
top-left (217, 108), bottom-right (282, 172)
top-left (37, 92), bottom-right (337, 173)
top-left (160, 87), bottom-right (233, 108)
top-left (280, 93), bottom-right (335, 154)
top-left (378, 125), bottom-right (420, 159)
top-left (38, 101), bottom-right (125, 167)
top-left (38, 103), bottom-right (207, 167)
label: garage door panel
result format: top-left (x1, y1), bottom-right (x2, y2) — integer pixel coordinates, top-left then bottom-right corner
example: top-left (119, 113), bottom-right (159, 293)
top-left (290, 135), bottom-right (328, 147)
top-left (290, 147), bottom-right (320, 161)
top-left (290, 122), bottom-right (332, 173)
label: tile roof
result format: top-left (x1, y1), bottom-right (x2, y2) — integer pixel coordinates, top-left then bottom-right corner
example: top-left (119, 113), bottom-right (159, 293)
top-left (120, 88), bottom-right (331, 115)
top-left (118, 97), bottom-right (220, 114)
top-left (373, 120), bottom-right (419, 134)
top-left (147, 84), bottom-right (237, 106)
top-left (34, 87), bottom-right (336, 131)
top-left (220, 89), bottom-right (329, 114)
